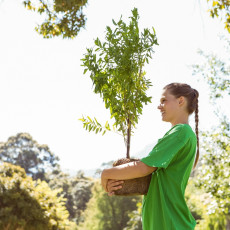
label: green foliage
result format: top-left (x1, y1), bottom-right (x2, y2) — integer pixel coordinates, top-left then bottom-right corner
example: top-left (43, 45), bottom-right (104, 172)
top-left (207, 0), bottom-right (230, 33)
top-left (184, 178), bottom-right (230, 230)
top-left (195, 125), bottom-right (230, 223)
top-left (123, 202), bottom-right (142, 230)
top-left (23, 0), bottom-right (87, 39)
top-left (81, 8), bottom-right (158, 157)
top-left (79, 116), bottom-right (115, 136)
top-left (0, 163), bottom-right (77, 230)
top-left (192, 46), bottom-right (230, 102)
top-left (78, 180), bottom-right (142, 230)
top-left (0, 133), bottom-right (60, 180)
top-left (185, 179), bottom-right (203, 222)
top-left (185, 179), bottom-right (212, 229)
top-left (46, 169), bottom-right (94, 224)
top-left (192, 35), bottom-right (230, 229)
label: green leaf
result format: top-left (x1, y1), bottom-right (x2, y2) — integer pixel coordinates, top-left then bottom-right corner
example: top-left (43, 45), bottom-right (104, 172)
top-left (102, 130), bottom-right (106, 135)
top-left (94, 38), bottom-right (99, 46)
top-left (112, 19), bottom-right (117, 26)
top-left (94, 117), bottom-right (99, 126)
top-left (87, 116), bottom-right (93, 122)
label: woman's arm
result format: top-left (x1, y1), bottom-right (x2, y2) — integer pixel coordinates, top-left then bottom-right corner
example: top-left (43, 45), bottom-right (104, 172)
top-left (101, 161), bottom-right (157, 192)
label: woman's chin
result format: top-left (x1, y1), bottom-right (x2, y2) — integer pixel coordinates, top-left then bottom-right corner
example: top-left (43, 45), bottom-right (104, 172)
top-left (162, 116), bottom-right (169, 122)
top-left (161, 116), bottom-right (166, 121)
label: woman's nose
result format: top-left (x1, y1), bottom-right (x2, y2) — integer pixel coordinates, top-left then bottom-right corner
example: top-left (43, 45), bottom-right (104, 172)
top-left (158, 104), bottom-right (162, 109)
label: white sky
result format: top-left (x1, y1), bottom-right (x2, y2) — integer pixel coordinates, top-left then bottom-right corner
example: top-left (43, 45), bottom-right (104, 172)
top-left (0, 0), bottom-right (228, 171)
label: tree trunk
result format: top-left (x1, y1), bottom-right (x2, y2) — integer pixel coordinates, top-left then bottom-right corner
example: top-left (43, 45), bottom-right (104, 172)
top-left (126, 118), bottom-right (131, 159)
top-left (227, 215), bottom-right (230, 230)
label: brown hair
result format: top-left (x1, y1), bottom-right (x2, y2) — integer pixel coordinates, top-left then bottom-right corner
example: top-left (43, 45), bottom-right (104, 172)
top-left (163, 83), bottom-right (199, 169)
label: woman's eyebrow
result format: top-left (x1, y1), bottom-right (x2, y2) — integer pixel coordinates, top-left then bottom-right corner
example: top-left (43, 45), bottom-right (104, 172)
top-left (160, 97), bottom-right (166, 102)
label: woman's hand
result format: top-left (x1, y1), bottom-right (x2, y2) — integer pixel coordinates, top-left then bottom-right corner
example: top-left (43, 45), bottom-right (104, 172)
top-left (101, 170), bottom-right (124, 195)
top-left (107, 179), bottom-right (124, 196)
top-left (101, 161), bottom-right (155, 195)
top-left (101, 174), bottom-right (109, 192)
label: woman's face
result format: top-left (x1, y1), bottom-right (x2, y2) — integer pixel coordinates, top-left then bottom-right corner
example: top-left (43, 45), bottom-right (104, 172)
top-left (157, 89), bottom-right (182, 123)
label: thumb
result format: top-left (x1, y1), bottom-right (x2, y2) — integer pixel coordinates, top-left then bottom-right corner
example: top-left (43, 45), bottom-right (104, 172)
top-left (108, 192), bottom-right (114, 196)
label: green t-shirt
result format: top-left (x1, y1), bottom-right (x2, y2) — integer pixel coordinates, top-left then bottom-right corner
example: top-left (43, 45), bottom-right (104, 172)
top-left (140, 124), bottom-right (197, 230)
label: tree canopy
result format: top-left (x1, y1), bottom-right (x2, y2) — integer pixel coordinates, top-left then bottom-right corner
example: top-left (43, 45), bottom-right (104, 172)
top-left (21, 0), bottom-right (230, 39)
top-left (80, 8), bottom-right (158, 158)
top-left (0, 163), bottom-right (77, 230)
top-left (23, 0), bottom-right (87, 39)
top-left (78, 181), bottom-right (142, 230)
top-left (46, 169), bottom-right (94, 224)
top-left (207, 0), bottom-right (230, 33)
top-left (192, 42), bottom-right (230, 102)
top-left (0, 132), bottom-right (60, 180)
top-left (192, 36), bottom-right (230, 229)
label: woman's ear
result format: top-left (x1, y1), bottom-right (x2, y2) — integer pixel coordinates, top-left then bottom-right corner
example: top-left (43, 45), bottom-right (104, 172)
top-left (178, 96), bottom-right (185, 106)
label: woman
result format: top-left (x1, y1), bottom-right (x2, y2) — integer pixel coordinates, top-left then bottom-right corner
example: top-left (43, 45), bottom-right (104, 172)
top-left (101, 82), bottom-right (199, 230)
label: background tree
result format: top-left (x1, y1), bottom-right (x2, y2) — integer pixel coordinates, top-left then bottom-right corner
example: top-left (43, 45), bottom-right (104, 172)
top-left (0, 132), bottom-right (60, 181)
top-left (78, 181), bottom-right (142, 230)
top-left (123, 202), bottom-right (142, 230)
top-left (196, 123), bottom-right (230, 229)
top-left (192, 38), bottom-right (230, 102)
top-left (192, 36), bottom-right (230, 229)
top-left (23, 0), bottom-right (87, 39)
top-left (207, 0), bottom-right (230, 33)
top-left (46, 169), bottom-right (94, 224)
top-left (80, 8), bottom-right (158, 158)
top-left (0, 162), bottom-right (77, 230)
top-left (22, 0), bottom-right (230, 38)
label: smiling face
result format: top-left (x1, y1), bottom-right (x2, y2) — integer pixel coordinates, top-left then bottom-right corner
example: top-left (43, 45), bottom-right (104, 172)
top-left (157, 89), bottom-right (188, 125)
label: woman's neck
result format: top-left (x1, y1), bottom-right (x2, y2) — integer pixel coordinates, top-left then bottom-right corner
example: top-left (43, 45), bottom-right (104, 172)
top-left (170, 115), bottom-right (189, 127)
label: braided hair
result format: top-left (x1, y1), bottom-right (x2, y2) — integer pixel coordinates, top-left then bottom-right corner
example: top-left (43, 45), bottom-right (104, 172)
top-left (163, 83), bottom-right (199, 169)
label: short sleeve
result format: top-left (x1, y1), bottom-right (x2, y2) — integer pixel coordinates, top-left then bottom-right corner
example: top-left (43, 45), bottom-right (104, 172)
top-left (140, 125), bottom-right (187, 170)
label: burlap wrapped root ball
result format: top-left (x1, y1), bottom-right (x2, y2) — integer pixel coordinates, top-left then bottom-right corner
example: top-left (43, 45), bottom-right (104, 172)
top-left (112, 158), bottom-right (152, 196)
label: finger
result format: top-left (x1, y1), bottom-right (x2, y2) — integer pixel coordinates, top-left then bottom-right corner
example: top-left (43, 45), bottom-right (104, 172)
top-left (108, 192), bottom-right (114, 196)
top-left (114, 185), bottom-right (123, 190)
top-left (108, 179), bottom-right (124, 183)
top-left (108, 180), bottom-right (124, 187)
top-left (107, 182), bottom-right (124, 190)
top-left (107, 185), bottom-right (123, 193)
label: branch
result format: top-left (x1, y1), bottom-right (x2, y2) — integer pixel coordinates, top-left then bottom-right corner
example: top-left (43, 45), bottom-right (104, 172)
top-left (79, 116), bottom-right (122, 137)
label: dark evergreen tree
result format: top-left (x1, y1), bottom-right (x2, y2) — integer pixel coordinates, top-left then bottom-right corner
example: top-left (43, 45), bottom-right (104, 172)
top-left (0, 133), bottom-right (59, 180)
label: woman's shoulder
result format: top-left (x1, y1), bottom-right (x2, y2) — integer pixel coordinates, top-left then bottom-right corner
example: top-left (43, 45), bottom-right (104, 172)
top-left (165, 124), bottom-right (196, 141)
top-left (170, 123), bottom-right (193, 132)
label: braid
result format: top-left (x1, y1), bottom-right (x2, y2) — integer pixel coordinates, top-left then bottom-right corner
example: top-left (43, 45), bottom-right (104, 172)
top-left (193, 93), bottom-right (199, 169)
top-left (164, 83), bottom-right (200, 169)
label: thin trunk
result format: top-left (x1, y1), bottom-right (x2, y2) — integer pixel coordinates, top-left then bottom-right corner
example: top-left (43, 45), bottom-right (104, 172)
top-left (227, 215), bottom-right (230, 230)
top-left (126, 117), bottom-right (131, 159)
